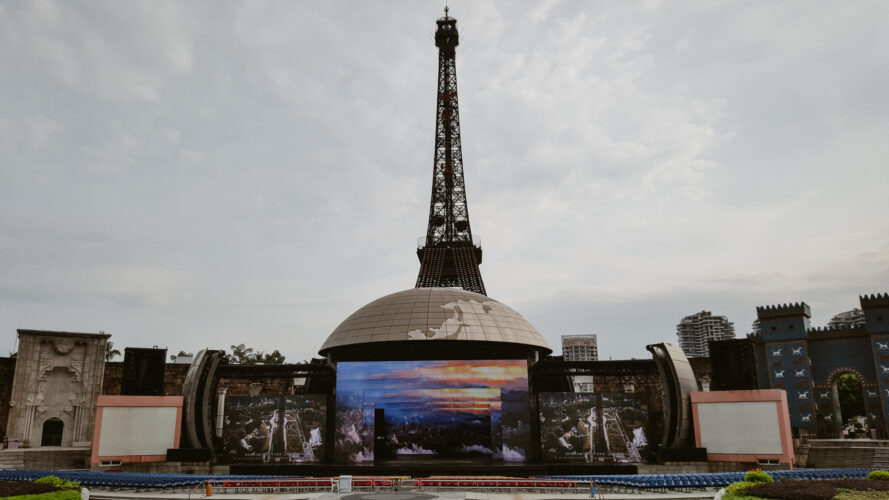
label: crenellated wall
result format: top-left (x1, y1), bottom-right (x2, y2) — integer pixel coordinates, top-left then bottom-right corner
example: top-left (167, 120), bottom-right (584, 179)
top-left (732, 293), bottom-right (889, 438)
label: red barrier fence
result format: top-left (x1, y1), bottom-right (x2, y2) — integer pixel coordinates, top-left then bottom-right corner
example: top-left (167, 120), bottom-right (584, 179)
top-left (207, 477), bottom-right (406, 493)
top-left (414, 477), bottom-right (583, 492)
top-left (199, 476), bottom-right (586, 494)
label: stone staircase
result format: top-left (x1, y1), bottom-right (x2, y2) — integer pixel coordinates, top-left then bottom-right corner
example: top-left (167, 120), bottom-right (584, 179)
top-left (805, 439), bottom-right (889, 469)
top-left (0, 450), bottom-right (24, 469)
top-left (873, 447), bottom-right (889, 470)
top-left (0, 448), bottom-right (89, 470)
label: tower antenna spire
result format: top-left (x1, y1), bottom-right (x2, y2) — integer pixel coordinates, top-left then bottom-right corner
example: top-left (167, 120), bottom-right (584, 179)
top-left (415, 10), bottom-right (487, 295)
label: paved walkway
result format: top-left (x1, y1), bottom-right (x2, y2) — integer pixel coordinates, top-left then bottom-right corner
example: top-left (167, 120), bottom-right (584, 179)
top-left (87, 489), bottom-right (719, 500)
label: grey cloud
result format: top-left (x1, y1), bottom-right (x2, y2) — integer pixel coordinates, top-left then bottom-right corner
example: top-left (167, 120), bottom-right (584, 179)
top-left (0, 1), bottom-right (197, 101)
top-left (1, 1), bottom-right (887, 362)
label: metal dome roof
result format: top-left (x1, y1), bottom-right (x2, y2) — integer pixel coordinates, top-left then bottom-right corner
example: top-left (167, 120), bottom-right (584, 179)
top-left (319, 288), bottom-right (551, 355)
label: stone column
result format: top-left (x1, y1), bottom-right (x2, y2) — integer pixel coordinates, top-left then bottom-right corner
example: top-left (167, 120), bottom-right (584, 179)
top-left (215, 385), bottom-right (229, 438)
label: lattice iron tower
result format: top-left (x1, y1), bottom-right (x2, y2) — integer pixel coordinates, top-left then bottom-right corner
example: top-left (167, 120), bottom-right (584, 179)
top-left (415, 8), bottom-right (486, 296)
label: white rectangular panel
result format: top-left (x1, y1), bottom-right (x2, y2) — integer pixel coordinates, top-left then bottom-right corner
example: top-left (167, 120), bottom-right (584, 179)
top-left (697, 401), bottom-right (782, 454)
top-left (98, 406), bottom-right (178, 456)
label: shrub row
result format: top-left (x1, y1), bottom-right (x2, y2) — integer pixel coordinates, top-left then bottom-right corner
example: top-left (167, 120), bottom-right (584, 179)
top-left (735, 478), bottom-right (889, 500)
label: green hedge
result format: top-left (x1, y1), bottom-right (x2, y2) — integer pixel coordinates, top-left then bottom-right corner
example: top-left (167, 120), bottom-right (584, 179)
top-left (744, 470), bottom-right (774, 484)
top-left (868, 470), bottom-right (889, 481)
top-left (725, 480), bottom-right (758, 495)
top-left (4, 490), bottom-right (81, 500)
top-left (34, 477), bottom-right (80, 490)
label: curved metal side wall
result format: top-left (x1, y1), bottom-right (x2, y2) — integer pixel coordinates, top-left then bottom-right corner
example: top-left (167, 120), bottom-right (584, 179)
top-left (647, 342), bottom-right (698, 448)
top-left (181, 349), bottom-right (223, 450)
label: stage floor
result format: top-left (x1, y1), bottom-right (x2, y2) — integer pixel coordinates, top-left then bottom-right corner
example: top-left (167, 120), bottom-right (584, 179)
top-left (229, 462), bottom-right (638, 477)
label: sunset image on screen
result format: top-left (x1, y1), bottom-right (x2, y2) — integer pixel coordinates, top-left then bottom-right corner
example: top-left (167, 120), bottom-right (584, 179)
top-left (334, 360), bottom-right (530, 463)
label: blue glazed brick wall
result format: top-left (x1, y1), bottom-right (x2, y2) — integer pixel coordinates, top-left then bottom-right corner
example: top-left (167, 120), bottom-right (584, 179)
top-left (764, 340), bottom-right (815, 430)
top-left (809, 337), bottom-right (875, 385)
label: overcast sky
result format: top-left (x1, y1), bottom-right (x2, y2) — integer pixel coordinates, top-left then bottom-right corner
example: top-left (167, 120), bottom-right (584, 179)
top-left (2, 1), bottom-right (887, 362)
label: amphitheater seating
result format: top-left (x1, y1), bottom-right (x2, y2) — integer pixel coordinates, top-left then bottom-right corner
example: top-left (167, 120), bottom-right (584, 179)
top-left (0, 467), bottom-right (878, 492)
top-left (0, 470), bottom-right (295, 488)
top-left (538, 468), bottom-right (876, 489)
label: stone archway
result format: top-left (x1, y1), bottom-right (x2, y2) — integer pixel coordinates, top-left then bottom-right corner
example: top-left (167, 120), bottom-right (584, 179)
top-left (826, 368), bottom-right (868, 438)
top-left (41, 418), bottom-right (64, 447)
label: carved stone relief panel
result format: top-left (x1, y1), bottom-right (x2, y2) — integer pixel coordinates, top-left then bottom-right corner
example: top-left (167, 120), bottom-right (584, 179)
top-left (7, 330), bottom-right (109, 447)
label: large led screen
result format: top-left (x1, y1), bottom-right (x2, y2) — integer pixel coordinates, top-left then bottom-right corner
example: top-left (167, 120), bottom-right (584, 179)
top-left (222, 395), bottom-right (326, 463)
top-left (335, 360), bottom-right (530, 463)
top-left (538, 392), bottom-right (649, 463)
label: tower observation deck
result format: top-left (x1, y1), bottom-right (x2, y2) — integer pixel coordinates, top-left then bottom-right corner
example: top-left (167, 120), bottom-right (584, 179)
top-left (415, 8), bottom-right (486, 296)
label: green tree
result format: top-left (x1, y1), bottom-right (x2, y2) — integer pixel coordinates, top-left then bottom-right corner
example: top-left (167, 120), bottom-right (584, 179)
top-left (837, 373), bottom-right (865, 422)
top-left (170, 350), bottom-right (193, 361)
top-left (225, 344), bottom-right (286, 365)
top-left (105, 341), bottom-right (121, 362)
top-left (227, 344), bottom-right (255, 364)
top-left (258, 350), bottom-right (286, 364)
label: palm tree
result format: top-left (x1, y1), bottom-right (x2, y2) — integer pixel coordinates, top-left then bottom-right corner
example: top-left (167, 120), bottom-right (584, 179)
top-left (105, 341), bottom-right (121, 362)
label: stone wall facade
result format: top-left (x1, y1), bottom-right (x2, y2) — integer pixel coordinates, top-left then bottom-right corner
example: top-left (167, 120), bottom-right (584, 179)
top-left (163, 364), bottom-right (190, 396)
top-left (6, 330), bottom-right (109, 447)
top-left (100, 362), bottom-right (123, 395)
top-left (101, 362), bottom-right (190, 397)
top-left (0, 357), bottom-right (16, 438)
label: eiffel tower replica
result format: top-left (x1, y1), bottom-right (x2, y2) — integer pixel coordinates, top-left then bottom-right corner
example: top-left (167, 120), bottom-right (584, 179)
top-left (415, 7), bottom-right (486, 296)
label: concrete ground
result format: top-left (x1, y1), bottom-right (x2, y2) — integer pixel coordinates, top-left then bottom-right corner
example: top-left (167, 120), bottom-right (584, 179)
top-left (87, 489), bottom-right (720, 500)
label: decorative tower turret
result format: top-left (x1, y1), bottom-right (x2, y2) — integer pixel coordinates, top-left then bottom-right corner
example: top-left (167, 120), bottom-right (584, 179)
top-left (415, 8), bottom-right (487, 295)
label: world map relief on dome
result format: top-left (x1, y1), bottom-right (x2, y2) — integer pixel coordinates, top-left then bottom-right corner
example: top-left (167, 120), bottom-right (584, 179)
top-left (320, 288), bottom-right (550, 353)
top-left (407, 299), bottom-right (498, 341)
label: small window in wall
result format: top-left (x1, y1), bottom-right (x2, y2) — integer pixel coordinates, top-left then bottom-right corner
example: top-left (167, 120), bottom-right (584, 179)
top-left (623, 382), bottom-right (635, 393)
top-left (41, 418), bottom-right (64, 447)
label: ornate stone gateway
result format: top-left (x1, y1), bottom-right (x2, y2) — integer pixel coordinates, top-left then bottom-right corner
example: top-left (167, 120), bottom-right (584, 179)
top-left (6, 330), bottom-right (108, 447)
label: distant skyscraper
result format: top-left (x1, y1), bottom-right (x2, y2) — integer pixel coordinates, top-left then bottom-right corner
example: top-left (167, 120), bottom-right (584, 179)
top-left (561, 335), bottom-right (598, 392)
top-left (676, 311), bottom-right (735, 358)
top-left (827, 308), bottom-right (866, 329)
top-left (561, 334), bottom-right (599, 361)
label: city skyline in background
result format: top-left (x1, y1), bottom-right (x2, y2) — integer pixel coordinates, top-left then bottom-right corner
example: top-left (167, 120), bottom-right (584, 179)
top-left (1, 1), bottom-right (887, 362)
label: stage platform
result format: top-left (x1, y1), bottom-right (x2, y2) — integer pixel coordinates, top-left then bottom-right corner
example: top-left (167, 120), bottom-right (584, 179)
top-left (228, 462), bottom-right (638, 477)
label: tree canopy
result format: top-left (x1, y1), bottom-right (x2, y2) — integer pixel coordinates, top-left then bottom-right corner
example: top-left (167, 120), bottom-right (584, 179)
top-left (105, 341), bottom-right (121, 362)
top-left (225, 344), bottom-right (286, 365)
top-left (170, 350), bottom-right (193, 361)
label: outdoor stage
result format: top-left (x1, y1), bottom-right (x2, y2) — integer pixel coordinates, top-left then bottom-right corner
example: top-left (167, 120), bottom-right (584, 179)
top-left (228, 461), bottom-right (638, 477)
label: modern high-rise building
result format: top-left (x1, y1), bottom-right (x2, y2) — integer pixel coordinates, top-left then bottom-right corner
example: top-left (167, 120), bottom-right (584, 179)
top-left (676, 311), bottom-right (735, 358)
top-left (827, 308), bottom-right (866, 330)
top-left (561, 335), bottom-right (598, 392)
top-left (561, 334), bottom-right (599, 361)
